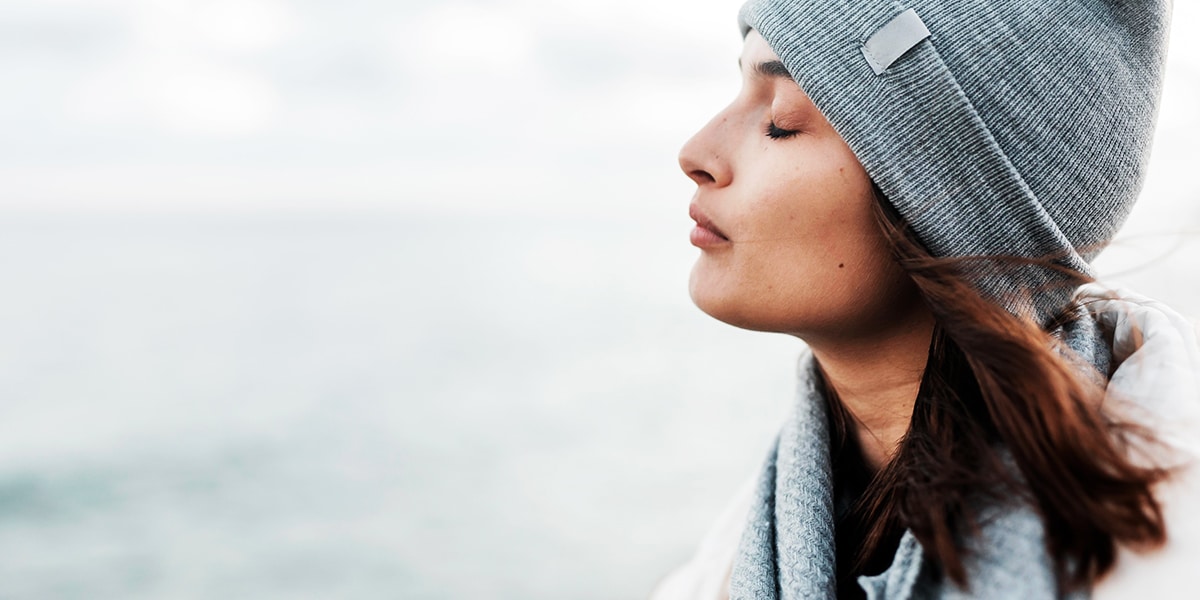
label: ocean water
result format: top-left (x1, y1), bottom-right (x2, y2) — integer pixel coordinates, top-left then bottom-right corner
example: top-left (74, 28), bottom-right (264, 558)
top-left (0, 214), bottom-right (799, 600)
top-left (0, 212), bottom-right (1194, 600)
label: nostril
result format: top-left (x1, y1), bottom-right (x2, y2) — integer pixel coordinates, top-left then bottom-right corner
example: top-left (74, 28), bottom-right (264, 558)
top-left (688, 169), bottom-right (716, 185)
top-left (679, 138), bottom-right (726, 186)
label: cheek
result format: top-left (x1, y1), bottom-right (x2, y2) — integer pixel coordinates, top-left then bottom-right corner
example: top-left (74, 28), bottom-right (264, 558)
top-left (689, 155), bottom-right (913, 334)
top-left (689, 238), bottom-right (911, 336)
top-left (750, 160), bottom-right (876, 261)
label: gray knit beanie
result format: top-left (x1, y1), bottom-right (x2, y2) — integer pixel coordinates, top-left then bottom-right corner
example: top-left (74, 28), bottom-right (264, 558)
top-left (738, 0), bottom-right (1172, 325)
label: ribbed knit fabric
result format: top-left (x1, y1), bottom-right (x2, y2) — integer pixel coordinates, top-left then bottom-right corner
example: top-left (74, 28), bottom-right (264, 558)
top-left (738, 0), bottom-right (1171, 326)
top-left (730, 1), bottom-right (1172, 597)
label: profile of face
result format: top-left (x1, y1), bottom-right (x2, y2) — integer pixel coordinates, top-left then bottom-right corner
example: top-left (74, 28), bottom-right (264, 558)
top-left (679, 31), bottom-right (922, 342)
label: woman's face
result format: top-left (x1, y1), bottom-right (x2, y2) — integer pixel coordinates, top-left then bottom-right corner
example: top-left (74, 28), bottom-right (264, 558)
top-left (679, 31), bottom-right (920, 340)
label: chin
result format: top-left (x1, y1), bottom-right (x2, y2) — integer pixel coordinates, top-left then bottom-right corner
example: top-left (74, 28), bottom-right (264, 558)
top-left (693, 299), bottom-right (797, 334)
top-left (689, 265), bottom-right (864, 337)
top-left (690, 271), bottom-right (787, 334)
top-left (690, 267), bottom-right (733, 322)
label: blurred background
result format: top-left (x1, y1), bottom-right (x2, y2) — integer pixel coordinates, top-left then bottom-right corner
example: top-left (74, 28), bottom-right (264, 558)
top-left (0, 1), bottom-right (1196, 598)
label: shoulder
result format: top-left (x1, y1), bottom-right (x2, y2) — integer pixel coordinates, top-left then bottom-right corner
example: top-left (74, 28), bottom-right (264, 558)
top-left (1075, 284), bottom-right (1200, 599)
top-left (1075, 283), bottom-right (1200, 447)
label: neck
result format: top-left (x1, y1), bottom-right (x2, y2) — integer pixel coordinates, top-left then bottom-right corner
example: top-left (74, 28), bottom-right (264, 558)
top-left (806, 308), bottom-right (935, 471)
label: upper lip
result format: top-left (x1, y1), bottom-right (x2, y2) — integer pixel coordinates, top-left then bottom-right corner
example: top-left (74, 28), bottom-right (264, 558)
top-left (689, 204), bottom-right (729, 240)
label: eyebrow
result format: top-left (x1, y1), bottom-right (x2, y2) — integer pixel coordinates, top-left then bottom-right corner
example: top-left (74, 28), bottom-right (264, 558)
top-left (738, 59), bottom-right (793, 80)
top-left (757, 60), bottom-right (793, 79)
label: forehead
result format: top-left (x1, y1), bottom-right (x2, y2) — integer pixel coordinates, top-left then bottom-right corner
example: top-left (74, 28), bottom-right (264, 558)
top-left (740, 30), bottom-right (781, 69)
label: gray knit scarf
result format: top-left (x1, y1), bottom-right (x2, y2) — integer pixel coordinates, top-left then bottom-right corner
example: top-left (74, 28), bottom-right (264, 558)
top-left (729, 315), bottom-right (1109, 600)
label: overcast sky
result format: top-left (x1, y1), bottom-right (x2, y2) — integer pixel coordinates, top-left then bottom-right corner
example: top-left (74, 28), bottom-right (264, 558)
top-left (1, 0), bottom-right (1197, 223)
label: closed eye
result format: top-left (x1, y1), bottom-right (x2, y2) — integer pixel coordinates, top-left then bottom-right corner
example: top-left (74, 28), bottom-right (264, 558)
top-left (766, 122), bottom-right (800, 140)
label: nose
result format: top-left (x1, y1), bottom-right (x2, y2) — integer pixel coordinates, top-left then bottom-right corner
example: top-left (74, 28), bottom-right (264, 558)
top-left (678, 112), bottom-right (733, 188)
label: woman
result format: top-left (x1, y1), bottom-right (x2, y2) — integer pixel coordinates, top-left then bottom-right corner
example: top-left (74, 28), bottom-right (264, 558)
top-left (654, 0), bottom-right (1200, 598)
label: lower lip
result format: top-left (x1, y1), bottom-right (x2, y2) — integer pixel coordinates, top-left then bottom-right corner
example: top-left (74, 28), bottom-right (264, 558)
top-left (690, 226), bottom-right (730, 248)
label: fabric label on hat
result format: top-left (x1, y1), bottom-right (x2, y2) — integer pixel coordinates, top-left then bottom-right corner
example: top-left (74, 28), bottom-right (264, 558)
top-left (861, 8), bottom-right (931, 75)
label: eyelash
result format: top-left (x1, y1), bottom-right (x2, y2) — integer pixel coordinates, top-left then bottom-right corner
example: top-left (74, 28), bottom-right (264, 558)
top-left (766, 122), bottom-right (800, 140)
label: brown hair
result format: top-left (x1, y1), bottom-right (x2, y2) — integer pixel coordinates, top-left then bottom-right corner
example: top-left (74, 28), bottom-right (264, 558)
top-left (830, 188), bottom-right (1169, 594)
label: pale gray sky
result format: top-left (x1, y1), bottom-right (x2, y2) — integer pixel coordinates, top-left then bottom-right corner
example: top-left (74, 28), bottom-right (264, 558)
top-left (1, 0), bottom-right (1196, 227)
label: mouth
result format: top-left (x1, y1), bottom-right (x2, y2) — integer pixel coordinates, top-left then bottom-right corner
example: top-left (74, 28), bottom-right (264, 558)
top-left (689, 203), bottom-right (730, 248)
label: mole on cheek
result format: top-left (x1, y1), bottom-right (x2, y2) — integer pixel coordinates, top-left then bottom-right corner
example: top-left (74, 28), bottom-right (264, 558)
top-left (839, 263), bottom-right (845, 268)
